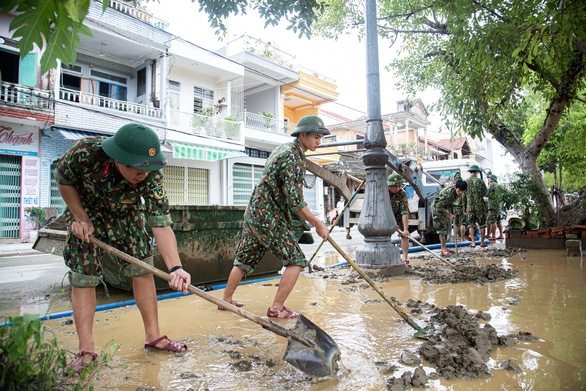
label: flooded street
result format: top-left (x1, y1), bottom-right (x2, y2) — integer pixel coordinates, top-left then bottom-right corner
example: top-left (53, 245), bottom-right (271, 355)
top-left (36, 239), bottom-right (585, 390)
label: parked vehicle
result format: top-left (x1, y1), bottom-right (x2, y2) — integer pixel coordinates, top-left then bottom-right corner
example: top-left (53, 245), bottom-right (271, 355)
top-left (34, 205), bottom-right (313, 291)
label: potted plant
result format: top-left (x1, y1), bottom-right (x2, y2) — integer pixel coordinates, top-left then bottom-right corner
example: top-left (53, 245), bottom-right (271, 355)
top-left (150, 91), bottom-right (159, 108)
top-left (25, 206), bottom-right (46, 243)
top-left (260, 111), bottom-right (274, 130)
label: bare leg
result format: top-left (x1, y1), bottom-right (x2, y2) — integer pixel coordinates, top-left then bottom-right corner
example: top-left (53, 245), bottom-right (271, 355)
top-left (401, 236), bottom-right (409, 263)
top-left (469, 227), bottom-right (476, 246)
top-left (440, 235), bottom-right (447, 252)
top-left (270, 265), bottom-right (302, 311)
top-left (497, 222), bottom-right (504, 239)
top-left (460, 225), bottom-right (467, 241)
top-left (223, 266), bottom-right (245, 303)
top-left (480, 227), bottom-right (486, 245)
top-left (132, 274), bottom-right (165, 348)
top-left (72, 286), bottom-right (96, 361)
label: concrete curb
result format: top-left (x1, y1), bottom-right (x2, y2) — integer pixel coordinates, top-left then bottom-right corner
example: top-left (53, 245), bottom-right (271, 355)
top-left (0, 250), bottom-right (43, 258)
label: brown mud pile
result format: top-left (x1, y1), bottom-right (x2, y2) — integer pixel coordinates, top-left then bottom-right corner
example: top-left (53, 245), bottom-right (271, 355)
top-left (385, 305), bottom-right (538, 390)
top-left (405, 261), bottom-right (518, 285)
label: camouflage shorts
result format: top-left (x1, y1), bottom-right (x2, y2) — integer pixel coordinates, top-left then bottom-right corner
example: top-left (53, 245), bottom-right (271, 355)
top-left (234, 222), bottom-right (307, 275)
top-left (487, 209), bottom-right (502, 225)
top-left (63, 214), bottom-right (153, 288)
top-left (432, 210), bottom-right (451, 236)
top-left (466, 208), bottom-right (487, 229)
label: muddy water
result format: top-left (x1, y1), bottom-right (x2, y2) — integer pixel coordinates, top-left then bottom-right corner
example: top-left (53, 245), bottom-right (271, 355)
top-left (43, 247), bottom-right (585, 390)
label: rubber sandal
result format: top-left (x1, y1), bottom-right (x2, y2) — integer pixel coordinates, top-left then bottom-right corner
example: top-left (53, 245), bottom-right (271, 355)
top-left (440, 250), bottom-right (452, 256)
top-left (267, 306), bottom-right (299, 318)
top-left (468, 244), bottom-right (476, 248)
top-left (403, 260), bottom-right (411, 267)
top-left (217, 300), bottom-right (244, 311)
top-left (480, 243), bottom-right (488, 247)
top-left (144, 335), bottom-right (187, 353)
top-left (62, 350), bottom-right (98, 377)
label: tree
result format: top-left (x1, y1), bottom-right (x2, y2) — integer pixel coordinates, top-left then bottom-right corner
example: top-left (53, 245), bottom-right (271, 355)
top-left (0, 0), bottom-right (324, 74)
top-left (313, 0), bottom-right (586, 221)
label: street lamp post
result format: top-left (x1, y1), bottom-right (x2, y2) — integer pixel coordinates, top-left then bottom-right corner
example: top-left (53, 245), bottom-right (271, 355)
top-left (355, 0), bottom-right (401, 268)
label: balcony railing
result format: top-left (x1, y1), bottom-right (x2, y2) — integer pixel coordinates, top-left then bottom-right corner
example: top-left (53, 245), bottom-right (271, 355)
top-left (234, 111), bottom-right (295, 134)
top-left (106, 0), bottom-right (169, 31)
top-left (228, 35), bottom-right (296, 69)
top-left (170, 110), bottom-right (244, 144)
top-left (0, 82), bottom-right (54, 111)
top-left (59, 88), bottom-right (162, 119)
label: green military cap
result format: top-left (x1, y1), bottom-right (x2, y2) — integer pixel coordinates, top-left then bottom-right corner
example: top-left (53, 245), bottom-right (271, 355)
top-left (468, 164), bottom-right (482, 172)
top-left (102, 123), bottom-right (167, 171)
top-left (387, 173), bottom-right (405, 185)
top-left (489, 174), bottom-right (498, 182)
top-left (290, 115), bottom-right (330, 136)
top-left (573, 192), bottom-right (579, 197)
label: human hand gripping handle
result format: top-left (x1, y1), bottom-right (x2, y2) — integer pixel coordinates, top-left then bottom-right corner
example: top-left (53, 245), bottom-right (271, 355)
top-left (71, 218), bottom-right (94, 243)
top-left (168, 267), bottom-right (191, 295)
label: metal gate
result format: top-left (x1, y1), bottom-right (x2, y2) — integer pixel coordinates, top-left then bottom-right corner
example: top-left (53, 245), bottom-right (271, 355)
top-left (50, 161), bottom-right (66, 215)
top-left (0, 155), bottom-right (21, 238)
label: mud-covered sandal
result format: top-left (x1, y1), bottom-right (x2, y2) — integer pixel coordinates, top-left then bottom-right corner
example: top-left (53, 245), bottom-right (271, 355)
top-left (267, 306), bottom-right (299, 318)
top-left (440, 250), bottom-right (452, 256)
top-left (62, 350), bottom-right (98, 377)
top-left (144, 335), bottom-right (187, 353)
top-left (217, 300), bottom-right (244, 311)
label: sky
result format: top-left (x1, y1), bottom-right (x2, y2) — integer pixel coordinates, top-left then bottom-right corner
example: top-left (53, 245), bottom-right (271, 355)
top-left (145, 0), bottom-right (517, 175)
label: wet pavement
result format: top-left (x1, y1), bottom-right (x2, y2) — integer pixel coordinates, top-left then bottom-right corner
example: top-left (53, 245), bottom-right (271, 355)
top-left (22, 229), bottom-right (585, 390)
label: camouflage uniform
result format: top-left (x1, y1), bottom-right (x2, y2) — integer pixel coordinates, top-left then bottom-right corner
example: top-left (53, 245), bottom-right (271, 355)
top-left (431, 184), bottom-right (459, 236)
top-left (55, 137), bottom-right (172, 288)
top-left (486, 182), bottom-right (503, 225)
top-left (234, 139), bottom-right (307, 274)
top-left (465, 174), bottom-right (488, 229)
top-left (451, 172), bottom-right (466, 227)
top-left (389, 188), bottom-right (409, 236)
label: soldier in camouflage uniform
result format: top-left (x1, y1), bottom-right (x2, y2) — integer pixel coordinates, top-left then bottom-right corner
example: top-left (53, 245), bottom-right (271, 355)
top-left (56, 124), bottom-right (191, 375)
top-left (431, 180), bottom-right (468, 255)
top-left (387, 173), bottom-right (410, 266)
top-left (452, 171), bottom-right (470, 241)
top-left (465, 164), bottom-right (488, 247)
top-left (486, 174), bottom-right (504, 240)
top-left (222, 115), bottom-right (330, 319)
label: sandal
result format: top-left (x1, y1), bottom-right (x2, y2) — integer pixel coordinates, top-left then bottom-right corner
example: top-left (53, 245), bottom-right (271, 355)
top-left (480, 243), bottom-right (488, 247)
top-left (217, 300), bottom-right (244, 311)
top-left (144, 335), bottom-right (187, 353)
top-left (267, 306), bottom-right (299, 319)
top-left (62, 350), bottom-right (97, 377)
top-left (403, 260), bottom-right (411, 267)
top-left (440, 250), bottom-right (452, 256)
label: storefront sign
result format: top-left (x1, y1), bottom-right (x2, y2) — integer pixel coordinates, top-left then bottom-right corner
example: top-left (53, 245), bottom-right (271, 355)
top-left (20, 156), bottom-right (41, 241)
top-left (0, 124), bottom-right (39, 156)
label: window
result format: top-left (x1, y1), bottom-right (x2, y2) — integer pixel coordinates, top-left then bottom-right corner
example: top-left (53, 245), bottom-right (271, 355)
top-left (323, 135), bottom-right (337, 143)
top-left (0, 49), bottom-right (19, 83)
top-left (245, 147), bottom-right (270, 159)
top-left (162, 166), bottom-right (209, 205)
top-left (193, 86), bottom-right (214, 114)
top-left (98, 81), bottom-right (127, 101)
top-left (169, 80), bottom-right (181, 92)
top-left (233, 163), bottom-right (264, 205)
top-left (137, 68), bottom-right (146, 97)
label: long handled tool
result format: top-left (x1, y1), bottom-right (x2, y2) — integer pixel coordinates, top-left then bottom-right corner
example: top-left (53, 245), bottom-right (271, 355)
top-left (326, 236), bottom-right (431, 340)
top-left (396, 228), bottom-right (459, 272)
top-left (307, 180), bottom-right (365, 270)
top-left (89, 236), bottom-right (340, 378)
top-left (453, 220), bottom-right (459, 259)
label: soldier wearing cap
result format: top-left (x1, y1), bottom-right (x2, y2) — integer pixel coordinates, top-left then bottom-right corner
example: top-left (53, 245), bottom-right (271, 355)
top-left (465, 164), bottom-right (488, 247)
top-left (56, 123), bottom-right (191, 375)
top-left (221, 115), bottom-right (330, 319)
top-left (387, 173), bottom-right (410, 266)
top-left (486, 174), bottom-right (504, 240)
top-left (431, 180), bottom-right (468, 255)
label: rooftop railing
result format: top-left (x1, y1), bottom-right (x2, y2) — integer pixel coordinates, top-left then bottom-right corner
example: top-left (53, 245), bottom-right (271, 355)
top-left (228, 35), bottom-right (296, 69)
top-left (58, 88), bottom-right (162, 119)
top-left (106, 0), bottom-right (169, 31)
top-left (0, 82), bottom-right (53, 111)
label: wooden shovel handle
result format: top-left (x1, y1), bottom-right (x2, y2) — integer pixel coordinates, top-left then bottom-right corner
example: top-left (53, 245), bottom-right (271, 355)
top-left (396, 228), bottom-right (459, 272)
top-left (326, 236), bottom-right (423, 331)
top-left (88, 236), bottom-right (314, 346)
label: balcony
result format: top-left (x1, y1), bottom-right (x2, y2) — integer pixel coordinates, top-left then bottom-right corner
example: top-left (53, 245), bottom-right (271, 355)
top-left (59, 88), bottom-right (162, 119)
top-left (234, 111), bottom-right (294, 134)
top-left (106, 0), bottom-right (169, 31)
top-left (169, 110), bottom-right (244, 144)
top-left (0, 83), bottom-right (54, 112)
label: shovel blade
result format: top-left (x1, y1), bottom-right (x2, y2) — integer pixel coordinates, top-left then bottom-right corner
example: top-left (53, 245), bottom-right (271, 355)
top-left (282, 314), bottom-right (340, 378)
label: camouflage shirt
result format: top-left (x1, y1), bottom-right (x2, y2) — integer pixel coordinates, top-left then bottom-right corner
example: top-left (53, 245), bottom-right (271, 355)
top-left (245, 139), bottom-right (307, 230)
top-left (389, 188), bottom-right (409, 223)
top-left (432, 184), bottom-right (459, 215)
top-left (487, 182), bottom-right (503, 211)
top-left (465, 174), bottom-right (487, 212)
top-left (54, 136), bottom-right (171, 228)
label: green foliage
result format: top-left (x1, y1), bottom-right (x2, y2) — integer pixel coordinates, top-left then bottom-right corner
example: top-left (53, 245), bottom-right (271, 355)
top-left (501, 173), bottom-right (547, 229)
top-left (24, 206), bottom-right (47, 228)
top-left (0, 314), bottom-right (121, 390)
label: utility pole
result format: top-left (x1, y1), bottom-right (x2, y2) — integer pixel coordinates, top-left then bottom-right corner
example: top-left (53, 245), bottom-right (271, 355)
top-left (355, 0), bottom-right (401, 268)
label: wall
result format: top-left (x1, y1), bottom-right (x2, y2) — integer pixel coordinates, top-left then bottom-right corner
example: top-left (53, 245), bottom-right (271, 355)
top-left (39, 133), bottom-right (73, 207)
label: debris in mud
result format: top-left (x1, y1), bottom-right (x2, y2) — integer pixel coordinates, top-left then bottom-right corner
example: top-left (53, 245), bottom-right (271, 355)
top-left (508, 296), bottom-right (521, 306)
top-left (232, 360), bottom-right (252, 371)
top-left (475, 311), bottom-right (492, 321)
top-left (180, 372), bottom-right (199, 379)
top-left (400, 351), bottom-right (421, 366)
top-left (374, 360), bottom-right (397, 374)
top-left (224, 350), bottom-right (242, 359)
top-left (501, 360), bottom-right (523, 372)
top-left (61, 319), bottom-right (73, 326)
top-left (385, 367), bottom-right (428, 390)
top-left (265, 359), bottom-right (276, 367)
top-left (405, 262), bottom-right (518, 285)
top-left (414, 305), bottom-right (537, 381)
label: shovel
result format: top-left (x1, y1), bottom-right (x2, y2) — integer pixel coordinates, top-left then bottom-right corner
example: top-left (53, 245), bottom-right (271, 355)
top-left (89, 236), bottom-right (340, 378)
top-left (397, 228), bottom-right (460, 273)
top-left (326, 236), bottom-right (431, 340)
